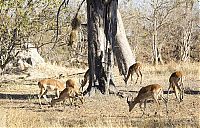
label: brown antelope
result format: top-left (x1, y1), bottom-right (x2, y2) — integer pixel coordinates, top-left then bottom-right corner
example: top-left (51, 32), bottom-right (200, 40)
top-left (167, 71), bottom-right (184, 102)
top-left (127, 84), bottom-right (168, 115)
top-left (38, 79), bottom-right (65, 107)
top-left (80, 69), bottom-right (89, 91)
top-left (50, 79), bottom-right (84, 107)
top-left (124, 63), bottom-right (142, 85)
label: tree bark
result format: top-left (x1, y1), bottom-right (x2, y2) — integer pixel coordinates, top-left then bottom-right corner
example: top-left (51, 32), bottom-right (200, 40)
top-left (152, 0), bottom-right (165, 65)
top-left (84, 0), bottom-right (135, 96)
top-left (181, 24), bottom-right (192, 62)
top-left (85, 0), bottom-right (118, 96)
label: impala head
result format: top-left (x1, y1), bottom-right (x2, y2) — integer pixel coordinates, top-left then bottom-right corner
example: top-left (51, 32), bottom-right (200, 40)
top-left (127, 96), bottom-right (137, 112)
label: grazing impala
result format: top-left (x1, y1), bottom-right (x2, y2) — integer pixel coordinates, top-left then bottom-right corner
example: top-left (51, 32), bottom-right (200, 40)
top-left (167, 71), bottom-right (184, 102)
top-left (124, 63), bottom-right (142, 85)
top-left (127, 84), bottom-right (168, 115)
top-left (50, 79), bottom-right (84, 107)
top-left (38, 79), bottom-right (65, 107)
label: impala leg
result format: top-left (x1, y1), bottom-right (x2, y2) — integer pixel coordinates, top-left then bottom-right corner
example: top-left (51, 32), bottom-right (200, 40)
top-left (174, 85), bottom-right (181, 103)
top-left (79, 95), bottom-right (84, 104)
top-left (176, 84), bottom-right (182, 102)
top-left (161, 95), bottom-right (168, 114)
top-left (55, 89), bottom-right (62, 106)
top-left (139, 70), bottom-right (142, 84)
top-left (62, 99), bottom-right (66, 109)
top-left (70, 91), bottom-right (76, 106)
top-left (167, 84), bottom-right (172, 102)
top-left (181, 88), bottom-right (184, 101)
top-left (180, 82), bottom-right (184, 101)
top-left (144, 99), bottom-right (147, 112)
top-left (153, 93), bottom-right (160, 115)
top-left (38, 89), bottom-right (43, 107)
top-left (38, 88), bottom-right (48, 107)
top-left (135, 72), bottom-right (140, 84)
top-left (69, 97), bottom-right (74, 106)
top-left (139, 101), bottom-right (145, 115)
top-left (130, 70), bottom-right (133, 81)
top-left (42, 90), bottom-right (49, 103)
top-left (62, 100), bottom-right (65, 109)
top-left (55, 89), bottom-right (60, 99)
top-left (180, 77), bottom-right (184, 101)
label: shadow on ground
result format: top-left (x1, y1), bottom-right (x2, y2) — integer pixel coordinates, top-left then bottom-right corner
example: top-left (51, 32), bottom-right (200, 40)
top-left (163, 89), bottom-right (200, 95)
top-left (127, 89), bottom-right (200, 95)
top-left (0, 88), bottom-right (199, 100)
top-left (0, 93), bottom-right (55, 100)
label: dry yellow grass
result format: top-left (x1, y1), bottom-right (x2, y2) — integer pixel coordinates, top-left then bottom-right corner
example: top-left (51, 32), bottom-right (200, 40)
top-left (0, 62), bottom-right (199, 127)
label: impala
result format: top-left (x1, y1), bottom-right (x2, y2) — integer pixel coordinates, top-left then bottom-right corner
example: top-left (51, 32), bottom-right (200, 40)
top-left (127, 84), bottom-right (168, 115)
top-left (38, 79), bottom-right (65, 107)
top-left (50, 79), bottom-right (84, 107)
top-left (167, 71), bottom-right (184, 102)
top-left (124, 63), bottom-right (142, 85)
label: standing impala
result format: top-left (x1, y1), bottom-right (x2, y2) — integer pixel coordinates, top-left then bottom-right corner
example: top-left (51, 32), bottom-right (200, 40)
top-left (124, 63), bottom-right (142, 85)
top-left (167, 71), bottom-right (184, 102)
top-left (38, 79), bottom-right (65, 107)
top-left (50, 79), bottom-right (84, 107)
top-left (127, 84), bottom-right (168, 115)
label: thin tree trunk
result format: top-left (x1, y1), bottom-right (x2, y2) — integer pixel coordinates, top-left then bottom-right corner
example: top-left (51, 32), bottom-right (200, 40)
top-left (153, 5), bottom-right (158, 66)
top-left (158, 46), bottom-right (164, 64)
top-left (180, 1), bottom-right (193, 62)
top-left (181, 21), bottom-right (192, 62)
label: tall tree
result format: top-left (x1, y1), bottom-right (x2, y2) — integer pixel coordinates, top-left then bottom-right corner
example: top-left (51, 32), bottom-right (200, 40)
top-left (86, 0), bottom-right (118, 95)
top-left (84, 0), bottom-right (135, 96)
top-left (150, 0), bottom-right (179, 65)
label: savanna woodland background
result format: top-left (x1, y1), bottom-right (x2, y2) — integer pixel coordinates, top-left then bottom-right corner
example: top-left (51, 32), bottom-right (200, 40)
top-left (0, 0), bottom-right (199, 127)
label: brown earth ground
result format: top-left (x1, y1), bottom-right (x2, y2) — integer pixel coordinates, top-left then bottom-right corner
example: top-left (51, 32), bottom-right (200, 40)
top-left (0, 63), bottom-right (199, 127)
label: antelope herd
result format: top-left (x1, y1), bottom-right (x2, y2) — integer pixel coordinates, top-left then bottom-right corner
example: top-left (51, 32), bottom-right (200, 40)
top-left (50, 79), bottom-right (84, 107)
top-left (37, 62), bottom-right (185, 116)
top-left (38, 78), bottom-right (83, 108)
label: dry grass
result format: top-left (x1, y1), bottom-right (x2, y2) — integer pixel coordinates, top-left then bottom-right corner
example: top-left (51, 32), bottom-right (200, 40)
top-left (0, 62), bottom-right (199, 127)
top-left (143, 62), bottom-right (199, 77)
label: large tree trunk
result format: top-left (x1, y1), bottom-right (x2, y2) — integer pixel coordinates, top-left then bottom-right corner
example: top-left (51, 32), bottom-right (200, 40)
top-left (115, 10), bottom-right (135, 77)
top-left (84, 0), bottom-right (135, 96)
top-left (85, 0), bottom-right (118, 96)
